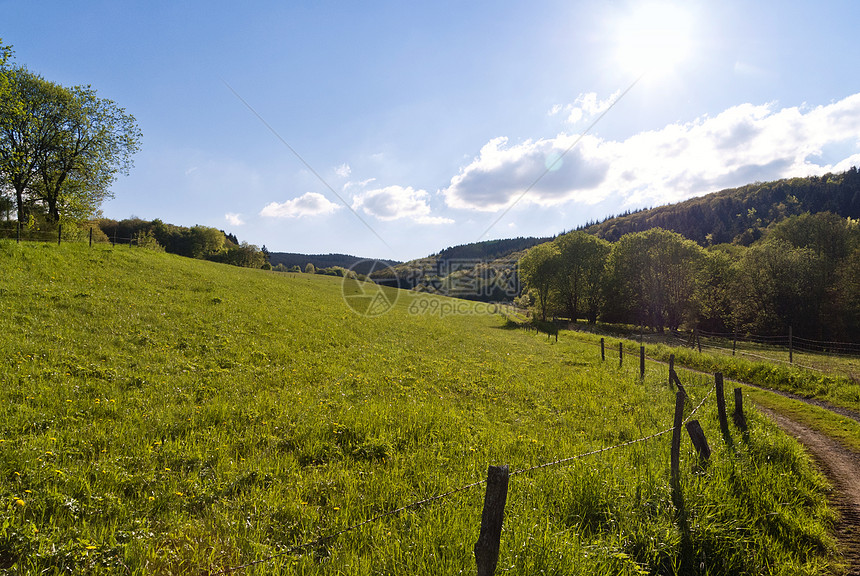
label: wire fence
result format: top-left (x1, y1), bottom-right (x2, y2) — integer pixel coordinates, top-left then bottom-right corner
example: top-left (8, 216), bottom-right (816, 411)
top-left (211, 362), bottom-right (721, 575)
top-left (696, 327), bottom-right (860, 357)
top-left (0, 223), bottom-right (143, 247)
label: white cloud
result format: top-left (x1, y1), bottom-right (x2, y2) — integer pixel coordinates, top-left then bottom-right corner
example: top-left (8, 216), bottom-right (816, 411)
top-left (225, 213), bottom-right (244, 226)
top-left (441, 135), bottom-right (610, 211)
top-left (343, 177), bottom-right (377, 191)
top-left (335, 163), bottom-right (351, 178)
top-left (444, 92), bottom-right (860, 212)
top-left (352, 185), bottom-right (454, 224)
top-left (549, 91), bottom-right (621, 124)
top-left (259, 192), bottom-right (341, 218)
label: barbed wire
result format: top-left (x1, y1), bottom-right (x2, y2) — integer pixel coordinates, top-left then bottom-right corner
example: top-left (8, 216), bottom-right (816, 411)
top-left (210, 374), bottom-right (715, 575)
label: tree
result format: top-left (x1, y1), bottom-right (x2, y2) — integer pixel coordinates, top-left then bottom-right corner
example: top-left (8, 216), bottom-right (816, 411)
top-left (0, 68), bottom-right (62, 222)
top-left (518, 242), bottom-right (561, 321)
top-left (604, 229), bottom-right (704, 331)
top-left (553, 231), bottom-right (610, 323)
top-left (32, 83), bottom-right (140, 223)
top-left (732, 239), bottom-right (819, 334)
top-left (0, 67), bottom-right (140, 223)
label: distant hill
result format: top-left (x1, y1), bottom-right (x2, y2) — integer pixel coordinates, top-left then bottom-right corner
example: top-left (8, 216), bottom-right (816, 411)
top-left (580, 167), bottom-right (860, 245)
top-left (266, 252), bottom-right (400, 275)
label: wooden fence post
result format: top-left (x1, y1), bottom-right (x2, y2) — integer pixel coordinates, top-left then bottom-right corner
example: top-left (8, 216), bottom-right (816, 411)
top-left (789, 326), bottom-right (793, 364)
top-left (475, 465), bottom-right (510, 576)
top-left (58, 224), bottom-right (62, 246)
top-left (640, 345), bottom-right (645, 378)
top-left (600, 338), bottom-right (605, 361)
top-left (733, 387), bottom-right (747, 430)
top-left (670, 369), bottom-right (687, 399)
top-left (619, 342), bottom-right (623, 368)
top-left (89, 227), bottom-right (93, 247)
top-left (668, 354), bottom-right (675, 388)
top-left (16, 221), bottom-right (20, 244)
top-left (715, 373), bottom-right (730, 442)
top-left (685, 420), bottom-right (711, 461)
top-left (670, 390), bottom-right (686, 485)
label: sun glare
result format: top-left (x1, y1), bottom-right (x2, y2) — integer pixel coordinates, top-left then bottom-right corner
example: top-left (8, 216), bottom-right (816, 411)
top-left (613, 2), bottom-right (694, 77)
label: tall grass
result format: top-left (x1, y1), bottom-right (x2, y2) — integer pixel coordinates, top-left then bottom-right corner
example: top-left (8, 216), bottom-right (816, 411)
top-left (0, 241), bottom-right (837, 574)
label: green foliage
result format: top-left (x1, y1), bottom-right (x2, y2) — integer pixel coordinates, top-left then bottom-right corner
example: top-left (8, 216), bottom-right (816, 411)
top-left (0, 67), bottom-right (141, 224)
top-left (554, 231), bottom-right (611, 323)
top-left (518, 241), bottom-right (561, 320)
top-left (93, 217), bottom-right (266, 269)
top-left (0, 242), bottom-right (838, 574)
top-left (582, 167), bottom-right (860, 245)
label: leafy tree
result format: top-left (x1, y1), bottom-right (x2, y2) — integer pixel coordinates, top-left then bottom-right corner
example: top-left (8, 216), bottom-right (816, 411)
top-left (305, 263), bottom-right (316, 274)
top-left (732, 238), bottom-right (819, 334)
top-left (553, 231), bottom-right (610, 323)
top-left (0, 67), bottom-right (140, 223)
top-left (693, 247), bottom-right (739, 332)
top-left (0, 68), bottom-right (61, 222)
top-left (518, 242), bottom-right (561, 321)
top-left (830, 246), bottom-right (860, 339)
top-left (212, 242), bottom-right (267, 268)
top-left (604, 229), bottom-right (704, 331)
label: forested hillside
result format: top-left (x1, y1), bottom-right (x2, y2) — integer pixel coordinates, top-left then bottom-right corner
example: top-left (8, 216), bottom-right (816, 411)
top-left (581, 168), bottom-right (860, 245)
top-left (520, 213), bottom-right (860, 341)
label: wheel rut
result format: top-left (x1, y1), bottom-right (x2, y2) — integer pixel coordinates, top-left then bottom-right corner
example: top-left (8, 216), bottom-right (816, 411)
top-left (758, 407), bottom-right (860, 575)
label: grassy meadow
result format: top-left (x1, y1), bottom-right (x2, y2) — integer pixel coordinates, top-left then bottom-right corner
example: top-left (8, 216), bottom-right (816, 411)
top-left (0, 241), bottom-right (839, 574)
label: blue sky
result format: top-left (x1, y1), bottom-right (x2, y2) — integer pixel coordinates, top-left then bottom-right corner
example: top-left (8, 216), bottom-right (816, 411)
top-left (4, 0), bottom-right (860, 261)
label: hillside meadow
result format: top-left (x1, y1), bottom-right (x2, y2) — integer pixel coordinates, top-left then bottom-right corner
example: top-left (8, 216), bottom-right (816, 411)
top-left (0, 241), bottom-right (840, 574)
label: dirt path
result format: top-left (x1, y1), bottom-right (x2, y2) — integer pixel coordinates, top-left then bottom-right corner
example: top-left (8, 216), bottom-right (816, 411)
top-left (758, 407), bottom-right (860, 575)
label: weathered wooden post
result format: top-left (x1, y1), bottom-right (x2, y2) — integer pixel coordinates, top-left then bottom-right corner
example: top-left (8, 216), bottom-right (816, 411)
top-left (670, 369), bottom-right (687, 399)
top-left (58, 224), bottom-right (62, 246)
top-left (733, 387), bottom-right (747, 430)
top-left (732, 326), bottom-right (737, 356)
top-left (600, 338), bottom-right (605, 361)
top-left (685, 420), bottom-right (711, 461)
top-left (475, 465), bottom-right (510, 576)
top-left (715, 373), bottom-right (730, 442)
top-left (668, 354), bottom-right (675, 388)
top-left (640, 345), bottom-right (645, 378)
top-left (89, 227), bottom-right (93, 248)
top-left (671, 390), bottom-right (686, 485)
top-left (16, 221), bottom-right (20, 244)
top-left (619, 342), bottom-right (623, 368)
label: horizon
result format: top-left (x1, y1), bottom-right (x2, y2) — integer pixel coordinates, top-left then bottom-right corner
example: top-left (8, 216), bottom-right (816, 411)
top-left (4, 0), bottom-right (860, 261)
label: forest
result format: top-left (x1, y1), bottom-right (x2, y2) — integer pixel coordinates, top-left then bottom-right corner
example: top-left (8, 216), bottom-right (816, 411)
top-left (580, 168), bottom-right (860, 244)
top-left (519, 210), bottom-right (860, 342)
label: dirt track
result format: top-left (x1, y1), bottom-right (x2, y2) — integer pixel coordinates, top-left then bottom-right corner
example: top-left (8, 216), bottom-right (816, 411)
top-left (759, 408), bottom-right (860, 575)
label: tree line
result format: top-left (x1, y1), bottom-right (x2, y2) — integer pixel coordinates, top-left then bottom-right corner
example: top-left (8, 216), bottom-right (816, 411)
top-left (519, 212), bottom-right (860, 342)
top-left (0, 40), bottom-right (140, 228)
top-left (95, 218), bottom-right (269, 269)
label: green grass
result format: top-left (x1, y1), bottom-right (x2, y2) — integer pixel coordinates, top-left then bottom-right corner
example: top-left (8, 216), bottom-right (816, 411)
top-left (0, 241), bottom-right (839, 574)
top-left (562, 326), bottom-right (860, 415)
top-left (741, 386), bottom-right (860, 454)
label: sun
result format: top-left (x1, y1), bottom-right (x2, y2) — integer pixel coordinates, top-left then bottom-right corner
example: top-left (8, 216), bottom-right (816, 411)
top-left (612, 2), bottom-right (695, 77)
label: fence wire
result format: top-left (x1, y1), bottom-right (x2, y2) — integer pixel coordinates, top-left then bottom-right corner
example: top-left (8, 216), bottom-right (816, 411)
top-left (211, 373), bottom-right (717, 575)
